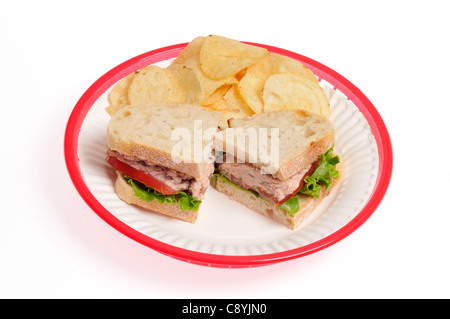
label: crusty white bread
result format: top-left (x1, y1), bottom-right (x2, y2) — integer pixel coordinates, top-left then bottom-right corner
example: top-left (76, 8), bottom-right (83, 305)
top-left (107, 102), bottom-right (221, 179)
top-left (114, 171), bottom-right (198, 223)
top-left (212, 165), bottom-right (342, 230)
top-left (214, 110), bottom-right (335, 180)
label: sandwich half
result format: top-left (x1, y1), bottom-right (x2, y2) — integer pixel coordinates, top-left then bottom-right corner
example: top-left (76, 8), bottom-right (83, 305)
top-left (212, 110), bottom-right (342, 229)
top-left (106, 102), bottom-right (221, 223)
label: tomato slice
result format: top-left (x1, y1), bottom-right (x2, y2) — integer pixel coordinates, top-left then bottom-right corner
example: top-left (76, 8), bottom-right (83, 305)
top-left (106, 156), bottom-right (178, 195)
top-left (275, 159), bottom-right (320, 206)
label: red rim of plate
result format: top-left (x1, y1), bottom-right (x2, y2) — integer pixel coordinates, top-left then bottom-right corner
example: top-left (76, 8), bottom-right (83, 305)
top-left (64, 42), bottom-right (393, 268)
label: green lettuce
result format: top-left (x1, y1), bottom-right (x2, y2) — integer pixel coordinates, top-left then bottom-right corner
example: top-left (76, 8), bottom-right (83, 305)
top-left (278, 195), bottom-right (300, 217)
top-left (124, 176), bottom-right (202, 212)
top-left (211, 173), bottom-right (259, 198)
top-left (298, 147), bottom-right (340, 198)
top-left (281, 147), bottom-right (339, 216)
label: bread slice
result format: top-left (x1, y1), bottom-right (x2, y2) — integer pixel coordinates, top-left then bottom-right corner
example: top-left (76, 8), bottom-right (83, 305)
top-left (212, 165), bottom-right (342, 230)
top-left (114, 171), bottom-right (199, 223)
top-left (214, 110), bottom-right (334, 180)
top-left (107, 102), bottom-right (221, 179)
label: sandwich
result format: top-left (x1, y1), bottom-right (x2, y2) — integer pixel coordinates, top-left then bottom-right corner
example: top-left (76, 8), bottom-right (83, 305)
top-left (105, 102), bottom-right (221, 223)
top-left (212, 110), bottom-right (342, 230)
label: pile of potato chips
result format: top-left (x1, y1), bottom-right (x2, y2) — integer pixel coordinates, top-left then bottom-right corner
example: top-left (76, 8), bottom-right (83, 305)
top-left (107, 35), bottom-right (330, 128)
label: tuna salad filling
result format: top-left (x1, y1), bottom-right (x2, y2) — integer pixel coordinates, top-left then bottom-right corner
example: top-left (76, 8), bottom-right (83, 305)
top-left (213, 147), bottom-right (339, 210)
top-left (216, 155), bottom-right (315, 205)
top-left (106, 150), bottom-right (213, 200)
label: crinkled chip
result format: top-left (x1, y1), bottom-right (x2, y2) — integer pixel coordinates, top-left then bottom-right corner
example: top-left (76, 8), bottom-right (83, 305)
top-left (168, 63), bottom-right (237, 105)
top-left (204, 105), bottom-right (239, 130)
top-left (237, 53), bottom-right (326, 114)
top-left (171, 36), bottom-right (205, 69)
top-left (166, 64), bottom-right (203, 104)
top-left (209, 85), bottom-right (254, 129)
top-left (108, 72), bottom-right (136, 107)
top-left (109, 35), bottom-right (330, 122)
top-left (106, 72), bottom-right (137, 116)
top-left (269, 53), bottom-right (318, 83)
top-left (202, 84), bottom-right (232, 106)
top-left (222, 85), bottom-right (254, 117)
top-left (128, 66), bottom-right (186, 105)
top-left (262, 72), bottom-right (330, 118)
top-left (199, 35), bottom-right (268, 80)
top-left (238, 55), bottom-right (273, 113)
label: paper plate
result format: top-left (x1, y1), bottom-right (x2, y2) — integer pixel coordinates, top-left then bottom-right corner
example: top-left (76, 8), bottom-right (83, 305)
top-left (64, 42), bottom-right (392, 268)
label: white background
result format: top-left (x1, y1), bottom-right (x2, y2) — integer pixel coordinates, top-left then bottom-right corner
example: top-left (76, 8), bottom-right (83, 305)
top-left (1, 0), bottom-right (449, 299)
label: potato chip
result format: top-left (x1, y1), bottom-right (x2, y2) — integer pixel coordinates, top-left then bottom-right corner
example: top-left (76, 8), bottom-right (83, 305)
top-left (209, 85), bottom-right (254, 129)
top-left (169, 36), bottom-right (237, 104)
top-left (234, 68), bottom-right (247, 81)
top-left (166, 64), bottom-right (203, 104)
top-left (106, 72), bottom-right (137, 116)
top-left (237, 55), bottom-right (273, 113)
top-left (128, 66), bottom-right (186, 105)
top-left (268, 54), bottom-right (329, 117)
top-left (203, 105), bottom-right (239, 130)
top-left (115, 35), bottom-right (330, 122)
top-left (306, 79), bottom-right (330, 118)
top-left (199, 35), bottom-right (268, 80)
top-left (222, 85), bottom-right (254, 117)
top-left (237, 52), bottom-right (330, 117)
top-left (269, 53), bottom-right (318, 83)
top-left (108, 72), bottom-right (136, 107)
top-left (105, 104), bottom-right (121, 116)
top-left (168, 38), bottom-right (237, 105)
top-left (217, 110), bottom-right (242, 130)
top-left (262, 73), bottom-right (330, 118)
top-left (202, 84), bottom-right (232, 106)
top-left (209, 98), bottom-right (235, 112)
top-left (171, 36), bottom-right (205, 68)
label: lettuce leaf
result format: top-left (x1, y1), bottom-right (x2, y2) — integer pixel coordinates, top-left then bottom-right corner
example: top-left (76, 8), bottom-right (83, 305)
top-left (298, 147), bottom-right (340, 198)
top-left (280, 147), bottom-right (339, 216)
top-left (278, 195), bottom-right (300, 217)
top-left (177, 192), bottom-right (202, 212)
top-left (124, 176), bottom-right (201, 212)
top-left (211, 173), bottom-right (260, 198)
